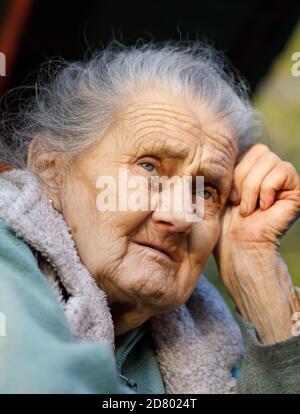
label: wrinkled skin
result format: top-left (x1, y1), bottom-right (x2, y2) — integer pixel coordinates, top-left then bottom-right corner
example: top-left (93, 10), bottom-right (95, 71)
top-left (214, 143), bottom-right (300, 344)
top-left (31, 90), bottom-right (300, 341)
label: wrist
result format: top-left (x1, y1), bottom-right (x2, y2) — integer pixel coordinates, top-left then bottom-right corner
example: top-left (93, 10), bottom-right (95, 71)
top-left (219, 244), bottom-right (300, 344)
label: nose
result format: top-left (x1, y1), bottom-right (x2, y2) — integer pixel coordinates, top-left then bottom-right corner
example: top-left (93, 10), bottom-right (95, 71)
top-left (151, 179), bottom-right (196, 234)
top-left (152, 209), bottom-right (193, 234)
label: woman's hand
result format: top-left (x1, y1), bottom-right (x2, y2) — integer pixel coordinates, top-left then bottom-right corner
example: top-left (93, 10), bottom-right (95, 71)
top-left (214, 143), bottom-right (300, 344)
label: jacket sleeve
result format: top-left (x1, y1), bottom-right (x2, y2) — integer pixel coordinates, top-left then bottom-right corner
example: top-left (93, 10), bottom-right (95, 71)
top-left (236, 310), bottom-right (300, 394)
top-left (0, 220), bottom-right (133, 394)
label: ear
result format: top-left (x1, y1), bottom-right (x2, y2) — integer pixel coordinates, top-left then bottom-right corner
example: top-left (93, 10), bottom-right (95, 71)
top-left (27, 139), bottom-right (68, 212)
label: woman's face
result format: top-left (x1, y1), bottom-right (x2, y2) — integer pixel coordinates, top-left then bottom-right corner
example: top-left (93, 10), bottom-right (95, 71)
top-left (54, 92), bottom-right (237, 333)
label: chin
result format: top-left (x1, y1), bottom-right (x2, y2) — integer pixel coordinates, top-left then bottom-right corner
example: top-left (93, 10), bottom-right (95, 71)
top-left (99, 248), bottom-right (198, 313)
top-left (121, 266), bottom-right (188, 312)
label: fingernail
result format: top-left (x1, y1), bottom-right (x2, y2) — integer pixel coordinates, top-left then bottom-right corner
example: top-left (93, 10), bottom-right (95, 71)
top-left (240, 201), bottom-right (247, 215)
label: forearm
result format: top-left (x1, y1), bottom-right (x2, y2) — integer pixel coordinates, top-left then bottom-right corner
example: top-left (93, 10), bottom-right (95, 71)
top-left (227, 243), bottom-right (300, 344)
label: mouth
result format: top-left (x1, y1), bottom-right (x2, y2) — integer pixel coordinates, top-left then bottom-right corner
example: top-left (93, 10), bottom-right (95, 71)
top-left (133, 241), bottom-right (175, 262)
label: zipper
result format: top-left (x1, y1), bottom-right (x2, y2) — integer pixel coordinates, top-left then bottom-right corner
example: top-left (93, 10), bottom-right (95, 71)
top-left (116, 326), bottom-right (146, 373)
top-left (115, 325), bottom-right (146, 391)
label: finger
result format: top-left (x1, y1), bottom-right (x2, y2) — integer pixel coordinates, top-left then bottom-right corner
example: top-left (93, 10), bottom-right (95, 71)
top-left (260, 161), bottom-right (300, 210)
top-left (276, 189), bottom-right (300, 204)
top-left (230, 144), bottom-right (270, 203)
top-left (239, 152), bottom-right (281, 216)
top-left (258, 198), bottom-right (300, 242)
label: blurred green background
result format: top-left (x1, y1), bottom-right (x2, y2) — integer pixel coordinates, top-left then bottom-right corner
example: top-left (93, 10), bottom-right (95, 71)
top-left (206, 22), bottom-right (300, 308)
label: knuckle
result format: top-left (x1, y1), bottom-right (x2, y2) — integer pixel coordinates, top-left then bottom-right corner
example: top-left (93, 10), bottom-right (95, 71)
top-left (242, 179), bottom-right (259, 194)
top-left (236, 143), bottom-right (270, 165)
top-left (281, 161), bottom-right (294, 173)
top-left (254, 143), bottom-right (269, 153)
top-left (260, 180), bottom-right (271, 192)
top-left (266, 152), bottom-right (281, 163)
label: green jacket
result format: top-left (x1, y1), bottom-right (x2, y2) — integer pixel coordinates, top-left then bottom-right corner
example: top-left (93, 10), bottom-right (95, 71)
top-left (0, 219), bottom-right (300, 393)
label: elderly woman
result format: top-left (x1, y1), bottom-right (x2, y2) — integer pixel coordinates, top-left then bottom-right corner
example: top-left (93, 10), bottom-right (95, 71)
top-left (0, 43), bottom-right (300, 394)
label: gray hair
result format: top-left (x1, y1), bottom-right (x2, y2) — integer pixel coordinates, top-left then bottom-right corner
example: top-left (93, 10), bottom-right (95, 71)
top-left (0, 41), bottom-right (261, 169)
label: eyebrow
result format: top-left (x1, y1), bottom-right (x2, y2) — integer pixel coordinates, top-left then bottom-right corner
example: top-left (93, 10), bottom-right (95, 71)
top-left (156, 146), bottom-right (190, 159)
top-left (135, 137), bottom-right (191, 160)
top-left (197, 163), bottom-right (228, 190)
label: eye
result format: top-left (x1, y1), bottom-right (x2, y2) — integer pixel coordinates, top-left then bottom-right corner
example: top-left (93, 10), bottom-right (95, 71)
top-left (192, 184), bottom-right (217, 201)
top-left (139, 162), bottom-right (158, 174)
top-left (197, 189), bottom-right (213, 200)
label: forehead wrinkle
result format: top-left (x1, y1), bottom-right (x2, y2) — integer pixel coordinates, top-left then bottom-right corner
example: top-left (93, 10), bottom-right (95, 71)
top-left (131, 131), bottom-right (195, 159)
top-left (202, 128), bottom-right (237, 161)
top-left (129, 112), bottom-right (203, 142)
top-left (203, 138), bottom-right (236, 169)
top-left (125, 100), bottom-right (199, 122)
top-left (131, 124), bottom-right (202, 154)
top-left (127, 109), bottom-right (202, 133)
top-left (124, 100), bottom-right (203, 132)
top-left (125, 107), bottom-right (236, 159)
top-left (185, 143), bottom-right (233, 190)
top-left (130, 108), bottom-right (203, 143)
top-left (201, 141), bottom-right (235, 185)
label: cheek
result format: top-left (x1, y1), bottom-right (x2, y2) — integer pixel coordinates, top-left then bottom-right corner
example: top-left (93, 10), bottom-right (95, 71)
top-left (66, 203), bottom-right (151, 279)
top-left (189, 218), bottom-right (221, 264)
top-left (95, 168), bottom-right (153, 234)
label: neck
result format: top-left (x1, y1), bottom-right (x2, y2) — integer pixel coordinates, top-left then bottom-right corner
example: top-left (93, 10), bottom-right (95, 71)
top-left (109, 301), bottom-right (153, 336)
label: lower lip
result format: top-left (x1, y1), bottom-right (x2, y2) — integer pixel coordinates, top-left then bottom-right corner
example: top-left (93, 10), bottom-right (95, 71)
top-left (134, 243), bottom-right (173, 262)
